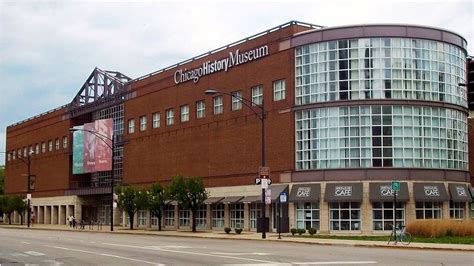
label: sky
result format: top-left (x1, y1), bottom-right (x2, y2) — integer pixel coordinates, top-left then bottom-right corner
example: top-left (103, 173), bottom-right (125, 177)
top-left (0, 0), bottom-right (473, 164)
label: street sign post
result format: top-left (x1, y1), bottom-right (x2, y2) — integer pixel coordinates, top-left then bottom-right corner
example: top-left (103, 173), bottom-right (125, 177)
top-left (279, 192), bottom-right (287, 203)
top-left (259, 166), bottom-right (270, 179)
top-left (391, 180), bottom-right (400, 237)
top-left (391, 181), bottom-right (401, 191)
top-left (261, 178), bottom-right (269, 189)
top-left (278, 192), bottom-right (287, 239)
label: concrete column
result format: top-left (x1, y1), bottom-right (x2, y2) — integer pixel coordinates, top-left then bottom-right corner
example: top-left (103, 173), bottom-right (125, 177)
top-left (13, 211), bottom-right (19, 224)
top-left (74, 204), bottom-right (82, 222)
top-left (38, 206), bottom-right (44, 224)
top-left (52, 206), bottom-right (58, 224)
top-left (122, 210), bottom-right (127, 228)
top-left (113, 207), bottom-right (120, 226)
top-left (442, 201), bottom-right (450, 220)
top-left (133, 212), bottom-right (138, 229)
top-left (361, 183), bottom-right (371, 234)
top-left (146, 210), bottom-right (151, 228)
top-left (405, 182), bottom-right (416, 224)
top-left (243, 203), bottom-right (250, 231)
top-left (206, 204), bottom-right (212, 230)
top-left (320, 201), bottom-right (329, 234)
top-left (59, 206), bottom-right (66, 225)
top-left (45, 206), bottom-right (51, 224)
top-left (224, 204), bottom-right (230, 228)
top-left (288, 202), bottom-right (295, 229)
top-left (174, 205), bottom-right (179, 229)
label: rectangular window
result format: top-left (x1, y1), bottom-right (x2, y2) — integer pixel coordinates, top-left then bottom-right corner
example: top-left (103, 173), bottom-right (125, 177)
top-left (128, 119), bottom-right (135, 134)
top-left (230, 203), bottom-right (244, 229)
top-left (415, 201), bottom-right (442, 219)
top-left (252, 85), bottom-right (263, 106)
top-left (138, 210), bottom-right (147, 226)
top-left (17, 149), bottom-right (20, 158)
top-left (62, 136), bottom-right (68, 149)
top-left (23, 147), bottom-right (27, 157)
top-left (164, 204), bottom-right (175, 226)
top-left (151, 213), bottom-right (158, 227)
top-left (48, 140), bottom-right (53, 152)
top-left (7, 152), bottom-right (11, 161)
top-left (212, 203), bottom-right (225, 228)
top-left (139, 115), bottom-right (147, 131)
top-left (249, 203), bottom-right (261, 230)
top-left (152, 112), bottom-right (160, 128)
top-left (166, 109), bottom-right (174, 126)
top-left (196, 100), bottom-right (205, 118)
top-left (449, 201), bottom-right (464, 220)
top-left (213, 96), bottom-right (223, 115)
top-left (35, 144), bottom-right (40, 154)
top-left (329, 202), bottom-right (361, 231)
top-left (231, 91), bottom-right (242, 111)
top-left (55, 139), bottom-right (60, 150)
top-left (372, 202), bottom-right (405, 231)
top-left (179, 209), bottom-right (190, 227)
top-left (273, 79), bottom-right (286, 101)
top-left (296, 202), bottom-right (320, 230)
top-left (41, 142), bottom-right (46, 153)
top-left (180, 105), bottom-right (189, 122)
top-left (196, 205), bottom-right (207, 228)
top-left (13, 150), bottom-right (16, 160)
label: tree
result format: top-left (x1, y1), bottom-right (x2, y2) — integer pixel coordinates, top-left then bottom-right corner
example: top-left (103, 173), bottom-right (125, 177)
top-left (0, 195), bottom-right (14, 224)
top-left (0, 165), bottom-right (4, 195)
top-left (168, 176), bottom-right (208, 232)
top-left (147, 182), bottom-right (168, 231)
top-left (115, 186), bottom-right (148, 230)
top-left (10, 195), bottom-right (27, 225)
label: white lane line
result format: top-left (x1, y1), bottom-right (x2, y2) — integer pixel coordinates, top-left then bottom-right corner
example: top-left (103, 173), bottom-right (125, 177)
top-left (11, 252), bottom-right (29, 257)
top-left (21, 241), bottom-right (30, 244)
top-left (292, 262), bottom-right (378, 265)
top-left (212, 252), bottom-right (272, 256)
top-left (46, 245), bottom-right (163, 265)
top-left (25, 251), bottom-right (45, 256)
top-left (102, 242), bottom-right (278, 264)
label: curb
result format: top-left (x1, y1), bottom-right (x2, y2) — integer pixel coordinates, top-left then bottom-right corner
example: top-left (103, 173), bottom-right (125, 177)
top-left (1, 225), bottom-right (473, 252)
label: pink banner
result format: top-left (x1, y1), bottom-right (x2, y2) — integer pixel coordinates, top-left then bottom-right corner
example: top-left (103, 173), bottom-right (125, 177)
top-left (83, 122), bottom-right (96, 173)
top-left (94, 119), bottom-right (113, 171)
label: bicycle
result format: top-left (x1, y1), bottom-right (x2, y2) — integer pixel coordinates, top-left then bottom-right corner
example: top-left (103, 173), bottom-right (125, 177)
top-left (387, 225), bottom-right (412, 245)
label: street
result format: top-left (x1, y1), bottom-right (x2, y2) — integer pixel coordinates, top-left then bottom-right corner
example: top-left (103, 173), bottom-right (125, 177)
top-left (0, 228), bottom-right (472, 265)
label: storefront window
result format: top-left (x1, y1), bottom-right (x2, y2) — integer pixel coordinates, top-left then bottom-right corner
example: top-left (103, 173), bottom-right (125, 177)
top-left (449, 201), bottom-right (464, 220)
top-left (212, 203), bottom-right (225, 228)
top-left (329, 202), bottom-right (361, 231)
top-left (196, 205), bottom-right (207, 228)
top-left (164, 205), bottom-right (174, 226)
top-left (138, 210), bottom-right (147, 226)
top-left (151, 212), bottom-right (158, 227)
top-left (230, 203), bottom-right (244, 229)
top-left (179, 209), bottom-right (190, 227)
top-left (372, 202), bottom-right (404, 230)
top-left (250, 203), bottom-right (261, 230)
top-left (415, 202), bottom-right (442, 219)
top-left (296, 202), bottom-right (320, 230)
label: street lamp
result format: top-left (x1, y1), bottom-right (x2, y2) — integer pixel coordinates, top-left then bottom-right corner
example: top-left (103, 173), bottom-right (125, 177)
top-left (204, 89), bottom-right (267, 239)
top-left (69, 127), bottom-right (115, 231)
top-left (1, 149), bottom-right (34, 228)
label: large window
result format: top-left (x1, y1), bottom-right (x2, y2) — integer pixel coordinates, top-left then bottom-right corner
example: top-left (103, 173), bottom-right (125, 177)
top-left (273, 79), bottom-right (286, 101)
top-left (296, 202), bottom-right (320, 230)
top-left (166, 109), bottom-right (174, 126)
top-left (295, 38), bottom-right (467, 107)
top-left (164, 205), bottom-right (175, 226)
top-left (329, 202), bottom-right (361, 231)
top-left (196, 205), bottom-right (207, 228)
top-left (372, 202), bottom-right (405, 231)
top-left (152, 112), bottom-right (160, 128)
top-left (138, 210), bottom-right (147, 226)
top-left (151, 213), bottom-right (158, 227)
top-left (449, 201), bottom-right (465, 220)
top-left (213, 96), bottom-right (223, 115)
top-left (181, 105), bottom-right (189, 122)
top-left (415, 202), bottom-right (442, 219)
top-left (249, 203), bottom-right (261, 230)
top-left (212, 203), bottom-right (225, 228)
top-left (295, 106), bottom-right (468, 170)
top-left (196, 100), bottom-right (206, 118)
top-left (230, 203), bottom-right (244, 229)
top-left (179, 209), bottom-right (190, 227)
top-left (231, 91), bottom-right (242, 111)
top-left (128, 119), bottom-right (135, 134)
top-left (252, 85), bottom-right (263, 106)
top-left (139, 115), bottom-right (147, 131)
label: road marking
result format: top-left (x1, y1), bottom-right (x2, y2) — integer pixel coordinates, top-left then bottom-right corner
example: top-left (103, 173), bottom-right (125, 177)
top-left (43, 259), bottom-right (64, 265)
top-left (46, 245), bottom-right (163, 265)
top-left (25, 251), bottom-right (45, 256)
top-left (11, 252), bottom-right (29, 257)
top-left (21, 241), bottom-right (30, 244)
top-left (212, 252), bottom-right (272, 256)
top-left (292, 262), bottom-right (378, 265)
top-left (103, 242), bottom-right (278, 264)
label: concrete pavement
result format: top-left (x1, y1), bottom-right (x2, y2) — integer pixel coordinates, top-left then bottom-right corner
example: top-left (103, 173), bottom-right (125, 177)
top-left (1, 223), bottom-right (472, 252)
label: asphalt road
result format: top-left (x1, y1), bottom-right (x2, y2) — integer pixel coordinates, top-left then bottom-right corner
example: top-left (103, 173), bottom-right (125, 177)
top-left (0, 228), bottom-right (472, 265)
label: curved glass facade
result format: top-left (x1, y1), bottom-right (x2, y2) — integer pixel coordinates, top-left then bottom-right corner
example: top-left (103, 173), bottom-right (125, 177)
top-left (295, 105), bottom-right (467, 170)
top-left (295, 38), bottom-right (467, 107)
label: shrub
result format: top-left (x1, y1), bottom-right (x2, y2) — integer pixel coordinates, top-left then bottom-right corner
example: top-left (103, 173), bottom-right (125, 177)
top-left (235, 228), bottom-right (243, 234)
top-left (406, 220), bottom-right (474, 237)
top-left (290, 228), bottom-right (297, 236)
top-left (308, 228), bottom-right (317, 235)
top-left (297, 228), bottom-right (306, 235)
top-left (224, 227), bottom-right (231, 234)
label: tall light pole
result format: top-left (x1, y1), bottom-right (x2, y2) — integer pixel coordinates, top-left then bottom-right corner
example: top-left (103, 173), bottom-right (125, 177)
top-left (204, 89), bottom-right (267, 239)
top-left (69, 127), bottom-right (115, 231)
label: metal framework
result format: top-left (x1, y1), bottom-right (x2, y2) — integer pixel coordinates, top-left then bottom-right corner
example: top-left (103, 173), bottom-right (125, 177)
top-left (69, 68), bottom-right (131, 118)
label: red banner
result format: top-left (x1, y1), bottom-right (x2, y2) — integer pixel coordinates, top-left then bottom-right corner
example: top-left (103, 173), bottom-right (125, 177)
top-left (94, 119), bottom-right (113, 172)
top-left (83, 122), bottom-right (96, 173)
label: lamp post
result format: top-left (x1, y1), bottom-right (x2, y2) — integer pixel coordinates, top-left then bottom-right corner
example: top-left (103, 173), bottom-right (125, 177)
top-left (204, 89), bottom-right (267, 239)
top-left (69, 127), bottom-right (115, 231)
top-left (1, 149), bottom-right (33, 228)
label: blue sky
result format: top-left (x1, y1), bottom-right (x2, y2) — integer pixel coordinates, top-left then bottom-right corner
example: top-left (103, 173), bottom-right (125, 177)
top-left (0, 0), bottom-right (473, 164)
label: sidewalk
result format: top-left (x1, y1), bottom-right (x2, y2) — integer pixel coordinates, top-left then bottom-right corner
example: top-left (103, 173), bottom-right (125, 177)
top-left (1, 224), bottom-right (473, 252)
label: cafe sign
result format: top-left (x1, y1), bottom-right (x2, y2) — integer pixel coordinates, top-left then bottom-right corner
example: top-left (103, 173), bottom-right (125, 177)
top-left (456, 186), bottom-right (467, 197)
top-left (335, 186), bottom-right (352, 197)
top-left (424, 186), bottom-right (440, 197)
top-left (297, 187), bottom-right (311, 198)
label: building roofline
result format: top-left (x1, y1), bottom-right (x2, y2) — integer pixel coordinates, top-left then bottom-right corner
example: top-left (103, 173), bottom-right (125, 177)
top-left (7, 103), bottom-right (70, 129)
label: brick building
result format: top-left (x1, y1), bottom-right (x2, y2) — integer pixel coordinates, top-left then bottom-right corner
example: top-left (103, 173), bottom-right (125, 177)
top-left (4, 21), bottom-right (473, 233)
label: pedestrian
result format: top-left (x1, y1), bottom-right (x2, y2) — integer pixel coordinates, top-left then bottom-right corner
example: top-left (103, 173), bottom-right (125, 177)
top-left (72, 216), bottom-right (77, 229)
top-left (68, 215), bottom-right (73, 228)
top-left (30, 210), bottom-right (35, 226)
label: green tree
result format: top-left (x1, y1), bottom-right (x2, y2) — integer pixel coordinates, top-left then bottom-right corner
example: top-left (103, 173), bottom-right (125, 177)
top-left (147, 182), bottom-right (168, 231)
top-left (0, 165), bottom-right (4, 195)
top-left (0, 195), bottom-right (14, 224)
top-left (115, 186), bottom-right (148, 230)
top-left (10, 195), bottom-right (27, 225)
top-left (168, 176), bottom-right (208, 232)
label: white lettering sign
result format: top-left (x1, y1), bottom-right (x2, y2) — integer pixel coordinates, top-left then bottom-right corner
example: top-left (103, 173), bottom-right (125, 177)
top-left (380, 185), bottom-right (395, 197)
top-left (174, 45), bottom-right (269, 84)
top-left (335, 186), bottom-right (352, 197)
top-left (297, 187), bottom-right (311, 197)
top-left (456, 187), bottom-right (467, 197)
top-left (424, 186), bottom-right (440, 197)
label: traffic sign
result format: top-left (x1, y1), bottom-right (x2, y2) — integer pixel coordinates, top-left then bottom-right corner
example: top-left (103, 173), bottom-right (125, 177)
top-left (259, 166), bottom-right (270, 179)
top-left (265, 189), bottom-right (271, 205)
top-left (255, 177), bottom-right (261, 185)
top-left (391, 181), bottom-right (401, 192)
top-left (27, 193), bottom-right (31, 200)
top-left (261, 178), bottom-right (269, 189)
top-left (280, 192), bottom-right (287, 203)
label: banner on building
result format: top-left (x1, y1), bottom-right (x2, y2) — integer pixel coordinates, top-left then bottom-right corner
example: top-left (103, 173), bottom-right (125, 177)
top-left (72, 125), bottom-right (84, 174)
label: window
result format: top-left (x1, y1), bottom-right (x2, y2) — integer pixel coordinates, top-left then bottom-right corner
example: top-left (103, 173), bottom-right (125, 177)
top-left (212, 203), bottom-right (225, 228)
top-left (62, 137), bottom-right (68, 149)
top-left (249, 203), bottom-right (261, 230)
top-left (230, 203), bottom-right (244, 229)
top-left (213, 96), bottom-right (223, 115)
top-left (23, 147), bottom-right (27, 157)
top-left (415, 202), bottom-right (442, 219)
top-left (139, 115), bottom-right (147, 131)
top-left (29, 145), bottom-right (33, 155)
top-left (138, 210), bottom-right (147, 226)
top-left (7, 152), bottom-right (11, 161)
top-left (151, 213), bottom-right (158, 227)
top-left (17, 149), bottom-right (20, 158)
top-left (231, 91), bottom-right (242, 111)
top-left (152, 112), bottom-right (160, 128)
top-left (128, 119), bottom-right (135, 134)
top-left (41, 142), bottom-right (46, 153)
top-left (196, 100), bottom-right (205, 118)
top-left (46, 142), bottom-right (51, 153)
top-left (35, 144), bottom-right (40, 154)
top-left (372, 202), bottom-right (405, 231)
top-left (329, 202), bottom-right (361, 231)
top-left (54, 139), bottom-right (59, 150)
top-left (164, 204), bottom-right (175, 226)
top-left (179, 209), bottom-right (190, 227)
top-left (196, 205), bottom-right (207, 228)
top-left (296, 202), bottom-right (320, 230)
top-left (12, 150), bottom-right (16, 160)
top-left (180, 105), bottom-right (189, 122)
top-left (252, 85), bottom-right (263, 106)
top-left (273, 79), bottom-right (286, 101)
top-left (449, 201), bottom-right (464, 220)
top-left (166, 109), bottom-right (174, 126)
